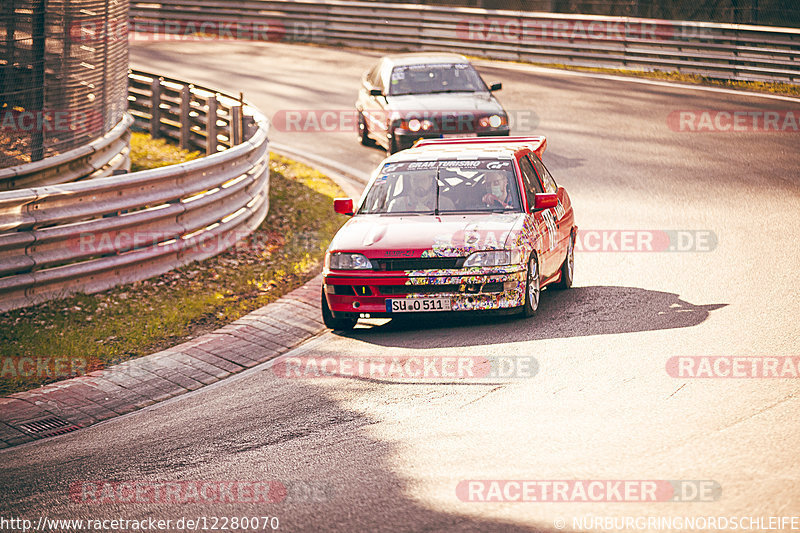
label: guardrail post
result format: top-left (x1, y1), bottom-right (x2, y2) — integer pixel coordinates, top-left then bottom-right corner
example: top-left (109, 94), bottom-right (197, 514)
top-left (150, 77), bottom-right (162, 138)
top-left (207, 95), bottom-right (218, 155)
top-left (231, 104), bottom-right (243, 146)
top-left (30, 0), bottom-right (46, 161)
top-left (179, 85), bottom-right (191, 150)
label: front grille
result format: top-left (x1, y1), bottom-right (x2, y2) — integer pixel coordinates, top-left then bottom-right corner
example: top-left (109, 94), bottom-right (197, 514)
top-left (380, 284), bottom-right (461, 295)
top-left (379, 282), bottom-right (505, 295)
top-left (371, 257), bottom-right (464, 271)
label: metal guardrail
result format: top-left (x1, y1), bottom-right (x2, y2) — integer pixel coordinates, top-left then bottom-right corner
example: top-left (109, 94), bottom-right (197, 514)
top-left (0, 71), bottom-right (270, 312)
top-left (129, 0), bottom-right (800, 83)
top-left (0, 115), bottom-right (133, 191)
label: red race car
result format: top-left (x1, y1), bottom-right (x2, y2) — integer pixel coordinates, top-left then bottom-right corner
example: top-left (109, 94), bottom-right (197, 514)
top-left (322, 136), bottom-right (577, 330)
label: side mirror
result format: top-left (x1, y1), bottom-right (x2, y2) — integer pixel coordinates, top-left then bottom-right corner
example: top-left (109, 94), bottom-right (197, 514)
top-left (369, 88), bottom-right (383, 97)
top-left (533, 193), bottom-right (557, 210)
top-left (333, 198), bottom-right (355, 216)
top-left (489, 82), bottom-right (502, 92)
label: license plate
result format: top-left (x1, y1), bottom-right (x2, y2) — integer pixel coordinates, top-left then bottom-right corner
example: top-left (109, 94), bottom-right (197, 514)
top-left (442, 133), bottom-right (478, 138)
top-left (386, 297), bottom-right (451, 313)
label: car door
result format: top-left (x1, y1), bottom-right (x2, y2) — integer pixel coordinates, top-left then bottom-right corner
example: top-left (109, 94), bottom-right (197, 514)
top-left (529, 154), bottom-right (572, 270)
top-left (517, 154), bottom-right (559, 279)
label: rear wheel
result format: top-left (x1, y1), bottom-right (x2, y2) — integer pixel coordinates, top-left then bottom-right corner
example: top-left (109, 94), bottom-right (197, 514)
top-left (321, 290), bottom-right (358, 331)
top-left (553, 233), bottom-right (574, 290)
top-left (520, 254), bottom-right (540, 317)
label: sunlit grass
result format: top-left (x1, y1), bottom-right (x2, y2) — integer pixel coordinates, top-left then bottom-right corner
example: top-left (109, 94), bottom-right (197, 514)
top-left (0, 153), bottom-right (347, 396)
top-left (500, 59), bottom-right (800, 97)
top-left (129, 132), bottom-right (203, 171)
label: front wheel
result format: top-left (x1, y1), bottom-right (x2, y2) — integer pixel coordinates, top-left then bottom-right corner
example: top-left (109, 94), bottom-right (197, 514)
top-left (553, 233), bottom-right (574, 290)
top-left (520, 254), bottom-right (540, 317)
top-left (321, 290), bottom-right (358, 331)
top-left (357, 111), bottom-right (375, 147)
top-left (386, 131), bottom-right (399, 155)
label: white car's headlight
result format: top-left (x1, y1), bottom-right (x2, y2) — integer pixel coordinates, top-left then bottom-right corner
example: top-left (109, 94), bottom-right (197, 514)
top-left (405, 118), bottom-right (433, 132)
top-left (463, 250), bottom-right (521, 267)
top-left (478, 114), bottom-right (508, 128)
top-left (327, 252), bottom-right (374, 270)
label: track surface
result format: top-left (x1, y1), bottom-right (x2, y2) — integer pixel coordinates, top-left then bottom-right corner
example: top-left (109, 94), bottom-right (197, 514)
top-left (1, 41), bottom-right (799, 532)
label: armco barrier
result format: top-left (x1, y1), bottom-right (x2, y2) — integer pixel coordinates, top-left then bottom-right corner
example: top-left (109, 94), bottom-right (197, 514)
top-left (128, 0), bottom-right (800, 83)
top-left (0, 115), bottom-right (133, 191)
top-left (0, 71), bottom-right (270, 312)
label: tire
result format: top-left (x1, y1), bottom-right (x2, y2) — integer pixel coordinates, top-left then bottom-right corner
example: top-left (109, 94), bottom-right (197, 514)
top-left (553, 232), bottom-right (574, 290)
top-left (520, 253), bottom-right (541, 317)
top-left (321, 290), bottom-right (358, 331)
top-left (357, 111), bottom-right (375, 147)
top-left (387, 131), bottom-right (399, 156)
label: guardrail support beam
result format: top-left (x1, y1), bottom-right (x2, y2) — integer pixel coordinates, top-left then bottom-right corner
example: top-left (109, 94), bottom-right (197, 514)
top-left (207, 96), bottom-right (218, 155)
top-left (150, 77), bottom-right (162, 138)
top-left (231, 104), bottom-right (243, 146)
top-left (180, 85), bottom-right (191, 150)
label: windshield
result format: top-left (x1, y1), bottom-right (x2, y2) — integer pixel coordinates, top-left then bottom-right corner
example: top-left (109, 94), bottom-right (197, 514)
top-left (388, 63), bottom-right (488, 96)
top-left (359, 159), bottom-right (522, 215)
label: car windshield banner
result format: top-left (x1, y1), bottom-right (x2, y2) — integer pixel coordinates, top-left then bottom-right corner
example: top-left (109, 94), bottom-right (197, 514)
top-left (381, 159), bottom-right (514, 173)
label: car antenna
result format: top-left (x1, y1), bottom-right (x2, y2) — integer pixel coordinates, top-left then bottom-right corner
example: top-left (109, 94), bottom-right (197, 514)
top-left (434, 167), bottom-right (440, 216)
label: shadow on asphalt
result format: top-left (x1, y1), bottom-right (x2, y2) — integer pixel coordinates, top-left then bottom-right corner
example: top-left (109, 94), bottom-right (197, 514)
top-left (0, 374), bottom-right (576, 533)
top-left (340, 285), bottom-right (727, 349)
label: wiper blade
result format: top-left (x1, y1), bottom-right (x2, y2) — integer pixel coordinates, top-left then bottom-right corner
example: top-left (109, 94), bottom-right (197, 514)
top-left (426, 89), bottom-right (474, 94)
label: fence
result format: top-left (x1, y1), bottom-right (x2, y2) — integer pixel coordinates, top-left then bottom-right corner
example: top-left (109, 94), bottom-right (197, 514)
top-left (348, 0), bottom-right (800, 28)
top-left (0, 0), bottom-right (130, 169)
top-left (128, 0), bottom-right (800, 83)
top-left (0, 71), bottom-right (270, 312)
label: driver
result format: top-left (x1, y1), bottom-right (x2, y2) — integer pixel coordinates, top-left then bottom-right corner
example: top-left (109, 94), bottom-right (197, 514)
top-left (481, 171), bottom-right (514, 208)
top-left (389, 173), bottom-right (454, 212)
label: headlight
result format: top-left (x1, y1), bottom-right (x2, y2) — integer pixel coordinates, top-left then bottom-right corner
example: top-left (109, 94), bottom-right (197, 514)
top-left (479, 114), bottom-right (507, 129)
top-left (327, 252), bottom-right (374, 270)
top-left (402, 118), bottom-right (433, 132)
top-left (463, 250), bottom-right (521, 267)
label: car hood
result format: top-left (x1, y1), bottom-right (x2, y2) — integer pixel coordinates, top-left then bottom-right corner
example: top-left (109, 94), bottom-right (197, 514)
top-left (329, 213), bottom-right (525, 257)
top-left (385, 92), bottom-right (504, 115)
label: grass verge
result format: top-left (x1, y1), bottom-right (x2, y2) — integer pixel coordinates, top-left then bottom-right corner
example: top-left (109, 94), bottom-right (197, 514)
top-left (129, 131), bottom-right (203, 172)
top-left (0, 152), bottom-right (347, 396)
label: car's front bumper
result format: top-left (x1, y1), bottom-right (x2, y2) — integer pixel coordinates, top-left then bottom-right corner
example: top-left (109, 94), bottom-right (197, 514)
top-left (323, 267), bottom-right (526, 319)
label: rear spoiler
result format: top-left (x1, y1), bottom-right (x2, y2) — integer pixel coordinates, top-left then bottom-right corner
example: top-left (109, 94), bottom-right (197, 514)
top-left (413, 136), bottom-right (547, 158)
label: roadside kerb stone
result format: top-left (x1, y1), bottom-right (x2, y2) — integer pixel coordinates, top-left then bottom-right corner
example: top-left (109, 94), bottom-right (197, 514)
top-left (0, 275), bottom-right (327, 447)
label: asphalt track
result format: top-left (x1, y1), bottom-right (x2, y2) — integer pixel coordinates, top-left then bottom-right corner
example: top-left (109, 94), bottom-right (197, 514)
top-left (1, 40), bottom-right (798, 532)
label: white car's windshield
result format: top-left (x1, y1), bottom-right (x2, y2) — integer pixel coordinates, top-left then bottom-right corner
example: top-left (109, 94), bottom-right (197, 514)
top-left (388, 63), bottom-right (488, 96)
top-left (359, 159), bottom-right (522, 215)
